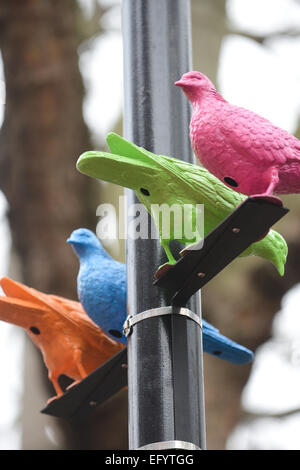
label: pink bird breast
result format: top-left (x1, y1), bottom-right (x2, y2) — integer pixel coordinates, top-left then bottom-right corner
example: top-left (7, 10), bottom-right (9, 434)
top-left (176, 71), bottom-right (300, 196)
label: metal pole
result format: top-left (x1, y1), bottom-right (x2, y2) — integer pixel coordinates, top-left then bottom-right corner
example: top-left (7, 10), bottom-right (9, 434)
top-left (122, 0), bottom-right (206, 450)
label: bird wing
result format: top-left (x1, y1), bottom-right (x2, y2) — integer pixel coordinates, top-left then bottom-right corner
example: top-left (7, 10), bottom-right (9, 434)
top-left (0, 296), bottom-right (49, 328)
top-left (202, 318), bottom-right (218, 332)
top-left (48, 294), bottom-right (122, 350)
top-left (0, 277), bottom-right (121, 352)
top-left (106, 132), bottom-right (244, 219)
top-left (0, 277), bottom-right (83, 328)
top-left (202, 323), bottom-right (253, 364)
top-left (49, 294), bottom-right (86, 317)
top-left (149, 152), bottom-right (245, 219)
top-left (219, 105), bottom-right (300, 165)
top-left (106, 132), bottom-right (156, 165)
top-left (41, 293), bottom-right (123, 352)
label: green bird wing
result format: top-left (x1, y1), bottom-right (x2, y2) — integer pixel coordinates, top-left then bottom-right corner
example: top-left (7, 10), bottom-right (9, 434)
top-left (149, 153), bottom-right (245, 217)
top-left (78, 133), bottom-right (288, 276)
top-left (106, 132), bottom-right (153, 166)
top-left (106, 132), bottom-right (245, 218)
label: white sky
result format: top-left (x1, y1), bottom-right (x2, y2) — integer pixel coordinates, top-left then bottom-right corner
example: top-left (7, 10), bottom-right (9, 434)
top-left (220, 0), bottom-right (300, 133)
top-left (228, 0), bottom-right (300, 35)
top-left (227, 284), bottom-right (300, 449)
top-left (79, 31), bottom-right (123, 144)
top-left (242, 284), bottom-right (300, 415)
top-left (219, 35), bottom-right (300, 132)
top-left (224, 0), bottom-right (300, 449)
top-left (227, 412), bottom-right (300, 450)
top-left (78, 0), bottom-right (300, 143)
top-left (0, 192), bottom-right (21, 450)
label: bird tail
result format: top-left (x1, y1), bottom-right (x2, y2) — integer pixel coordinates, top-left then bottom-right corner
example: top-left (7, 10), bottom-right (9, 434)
top-left (241, 229), bottom-right (287, 276)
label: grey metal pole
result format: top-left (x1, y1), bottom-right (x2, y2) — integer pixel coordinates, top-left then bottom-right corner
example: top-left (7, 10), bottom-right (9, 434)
top-left (122, 0), bottom-right (206, 450)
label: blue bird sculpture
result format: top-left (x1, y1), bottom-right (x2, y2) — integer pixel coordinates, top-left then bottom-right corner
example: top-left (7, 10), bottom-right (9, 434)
top-left (201, 321), bottom-right (253, 364)
top-left (67, 228), bottom-right (127, 344)
top-left (68, 228), bottom-right (253, 364)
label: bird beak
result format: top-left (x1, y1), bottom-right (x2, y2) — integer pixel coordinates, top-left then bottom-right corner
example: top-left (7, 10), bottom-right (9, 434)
top-left (66, 237), bottom-right (74, 244)
top-left (174, 80), bottom-right (184, 87)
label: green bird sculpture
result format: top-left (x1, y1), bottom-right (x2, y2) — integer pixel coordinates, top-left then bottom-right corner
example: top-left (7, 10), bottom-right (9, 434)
top-left (76, 133), bottom-right (287, 276)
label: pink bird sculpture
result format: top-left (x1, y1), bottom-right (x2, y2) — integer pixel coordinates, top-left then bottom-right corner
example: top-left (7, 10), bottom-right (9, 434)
top-left (175, 71), bottom-right (300, 201)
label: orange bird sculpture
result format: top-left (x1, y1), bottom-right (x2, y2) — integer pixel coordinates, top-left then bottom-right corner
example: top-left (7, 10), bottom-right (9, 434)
top-left (0, 277), bottom-right (123, 401)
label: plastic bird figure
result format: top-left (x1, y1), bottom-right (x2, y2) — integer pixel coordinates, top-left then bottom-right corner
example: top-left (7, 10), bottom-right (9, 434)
top-left (76, 133), bottom-right (287, 275)
top-left (175, 71), bottom-right (300, 199)
top-left (67, 228), bottom-right (127, 344)
top-left (199, 319), bottom-right (253, 364)
top-left (68, 229), bottom-right (253, 364)
top-left (0, 277), bottom-right (123, 400)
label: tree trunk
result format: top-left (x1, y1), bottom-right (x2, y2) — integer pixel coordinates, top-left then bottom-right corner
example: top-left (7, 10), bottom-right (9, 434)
top-left (0, 0), bottom-right (111, 450)
top-left (0, 0), bottom-right (95, 298)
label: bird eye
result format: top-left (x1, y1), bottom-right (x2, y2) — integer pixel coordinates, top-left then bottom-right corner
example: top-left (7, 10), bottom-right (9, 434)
top-left (213, 350), bottom-right (221, 356)
top-left (224, 176), bottom-right (238, 188)
top-left (140, 188), bottom-right (150, 196)
top-left (109, 329), bottom-right (122, 339)
top-left (30, 326), bottom-right (40, 335)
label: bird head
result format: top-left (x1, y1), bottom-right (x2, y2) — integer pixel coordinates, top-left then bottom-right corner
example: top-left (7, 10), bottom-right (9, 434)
top-left (175, 71), bottom-right (217, 103)
top-left (67, 228), bottom-right (110, 259)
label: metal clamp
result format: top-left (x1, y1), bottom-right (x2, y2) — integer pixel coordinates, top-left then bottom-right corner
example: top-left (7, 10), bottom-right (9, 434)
top-left (123, 306), bottom-right (202, 337)
top-left (138, 440), bottom-right (201, 450)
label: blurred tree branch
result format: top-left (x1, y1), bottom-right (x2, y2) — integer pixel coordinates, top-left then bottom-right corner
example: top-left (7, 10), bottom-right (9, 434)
top-left (228, 27), bottom-right (300, 45)
top-left (244, 408), bottom-right (300, 420)
top-left (75, 0), bottom-right (108, 42)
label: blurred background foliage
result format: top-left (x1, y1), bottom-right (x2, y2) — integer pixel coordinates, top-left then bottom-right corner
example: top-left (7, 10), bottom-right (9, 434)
top-left (0, 0), bottom-right (300, 449)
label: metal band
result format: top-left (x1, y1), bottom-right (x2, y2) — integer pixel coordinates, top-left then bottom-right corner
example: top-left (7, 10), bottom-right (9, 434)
top-left (138, 440), bottom-right (201, 450)
top-left (123, 306), bottom-right (202, 337)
